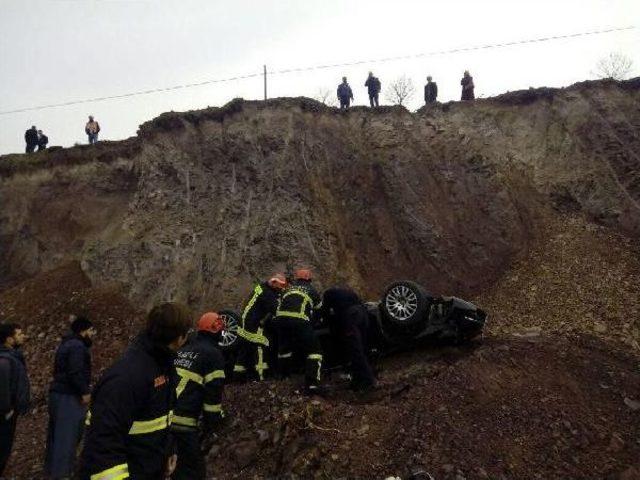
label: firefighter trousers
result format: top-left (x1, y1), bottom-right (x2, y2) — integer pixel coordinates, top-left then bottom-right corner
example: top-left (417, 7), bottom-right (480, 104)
top-left (173, 429), bottom-right (206, 480)
top-left (275, 317), bottom-right (322, 387)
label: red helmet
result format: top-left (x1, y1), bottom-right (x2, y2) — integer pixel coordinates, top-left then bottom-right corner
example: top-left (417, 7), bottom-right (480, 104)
top-left (268, 273), bottom-right (287, 290)
top-left (294, 268), bottom-right (313, 281)
top-left (197, 312), bottom-right (224, 334)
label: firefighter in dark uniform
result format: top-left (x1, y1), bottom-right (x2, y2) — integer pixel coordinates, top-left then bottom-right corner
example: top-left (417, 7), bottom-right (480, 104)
top-left (274, 269), bottom-right (324, 394)
top-left (171, 312), bottom-right (226, 480)
top-left (79, 303), bottom-right (192, 480)
top-left (233, 273), bottom-right (287, 381)
top-left (321, 286), bottom-right (376, 391)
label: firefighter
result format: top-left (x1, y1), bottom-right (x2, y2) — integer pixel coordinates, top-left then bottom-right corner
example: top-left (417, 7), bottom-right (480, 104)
top-left (172, 312), bottom-right (226, 480)
top-left (233, 273), bottom-right (287, 381)
top-left (274, 269), bottom-right (324, 394)
top-left (321, 286), bottom-right (376, 391)
top-left (79, 303), bottom-right (192, 480)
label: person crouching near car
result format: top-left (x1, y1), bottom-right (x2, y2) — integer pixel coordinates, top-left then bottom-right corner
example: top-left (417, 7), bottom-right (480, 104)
top-left (172, 312), bottom-right (227, 480)
top-left (79, 303), bottom-right (192, 480)
top-left (44, 316), bottom-right (96, 480)
top-left (321, 285), bottom-right (376, 392)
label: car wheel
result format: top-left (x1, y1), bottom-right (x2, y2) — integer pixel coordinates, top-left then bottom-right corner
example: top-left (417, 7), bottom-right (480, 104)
top-left (381, 281), bottom-right (431, 328)
top-left (218, 310), bottom-right (241, 352)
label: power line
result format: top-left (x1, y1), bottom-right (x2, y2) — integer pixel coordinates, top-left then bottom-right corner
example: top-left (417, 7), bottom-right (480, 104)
top-left (271, 26), bottom-right (637, 74)
top-left (0, 25), bottom-right (635, 116)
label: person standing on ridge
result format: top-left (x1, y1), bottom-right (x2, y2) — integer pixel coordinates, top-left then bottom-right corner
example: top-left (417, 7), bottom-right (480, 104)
top-left (337, 77), bottom-right (354, 110)
top-left (461, 70), bottom-right (475, 101)
top-left (85, 116), bottom-right (100, 144)
top-left (172, 312), bottom-right (227, 480)
top-left (274, 268), bottom-right (324, 395)
top-left (37, 130), bottom-right (49, 151)
top-left (79, 303), bottom-right (192, 480)
top-left (233, 273), bottom-right (287, 382)
top-left (44, 316), bottom-right (96, 480)
top-left (364, 71), bottom-right (381, 108)
top-left (424, 76), bottom-right (438, 104)
top-left (24, 126), bottom-right (38, 153)
top-left (0, 323), bottom-right (30, 477)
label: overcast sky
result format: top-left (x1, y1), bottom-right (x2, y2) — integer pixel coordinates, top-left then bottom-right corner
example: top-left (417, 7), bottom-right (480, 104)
top-left (0, 0), bottom-right (638, 154)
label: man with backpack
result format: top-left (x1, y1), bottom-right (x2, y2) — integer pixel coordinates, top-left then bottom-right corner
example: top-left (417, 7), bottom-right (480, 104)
top-left (337, 77), bottom-right (354, 110)
top-left (364, 72), bottom-right (381, 108)
top-left (0, 323), bottom-right (30, 476)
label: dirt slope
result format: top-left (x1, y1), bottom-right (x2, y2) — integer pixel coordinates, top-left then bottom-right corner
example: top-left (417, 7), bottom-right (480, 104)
top-left (1, 79), bottom-right (639, 312)
top-left (1, 79), bottom-right (640, 479)
top-left (1, 215), bottom-right (639, 479)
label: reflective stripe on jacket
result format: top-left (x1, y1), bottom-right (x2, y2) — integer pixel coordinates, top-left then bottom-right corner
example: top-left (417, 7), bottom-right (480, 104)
top-left (275, 280), bottom-right (322, 322)
top-left (79, 333), bottom-right (175, 480)
top-left (237, 282), bottom-right (280, 345)
top-left (172, 332), bottom-right (225, 432)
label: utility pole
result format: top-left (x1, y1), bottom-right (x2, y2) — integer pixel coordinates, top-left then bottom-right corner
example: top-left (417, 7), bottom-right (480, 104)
top-left (263, 65), bottom-right (267, 101)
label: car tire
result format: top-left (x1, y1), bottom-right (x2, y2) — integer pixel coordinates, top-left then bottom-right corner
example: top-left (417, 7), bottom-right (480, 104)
top-left (218, 309), bottom-right (241, 352)
top-left (381, 281), bottom-right (431, 328)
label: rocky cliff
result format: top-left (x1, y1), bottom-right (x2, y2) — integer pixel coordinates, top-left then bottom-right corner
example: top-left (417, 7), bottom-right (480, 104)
top-left (1, 78), bottom-right (639, 310)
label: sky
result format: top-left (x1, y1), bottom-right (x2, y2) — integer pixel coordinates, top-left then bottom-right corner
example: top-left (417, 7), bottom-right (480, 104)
top-left (0, 0), bottom-right (638, 154)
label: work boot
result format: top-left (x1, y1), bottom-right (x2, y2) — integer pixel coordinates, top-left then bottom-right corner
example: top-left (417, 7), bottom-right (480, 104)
top-left (303, 384), bottom-right (326, 397)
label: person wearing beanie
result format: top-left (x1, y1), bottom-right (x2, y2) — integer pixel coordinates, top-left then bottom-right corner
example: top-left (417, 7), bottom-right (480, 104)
top-left (171, 312), bottom-right (226, 480)
top-left (45, 315), bottom-right (96, 479)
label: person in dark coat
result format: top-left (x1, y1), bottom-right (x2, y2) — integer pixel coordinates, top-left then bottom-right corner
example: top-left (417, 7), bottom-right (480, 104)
top-left (233, 274), bottom-right (287, 381)
top-left (424, 76), bottom-right (438, 104)
top-left (172, 312), bottom-right (226, 480)
top-left (0, 323), bottom-right (30, 477)
top-left (44, 316), bottom-right (96, 479)
top-left (461, 70), bottom-right (475, 101)
top-left (337, 77), bottom-right (354, 110)
top-left (364, 71), bottom-right (381, 108)
top-left (79, 303), bottom-right (192, 480)
top-left (37, 130), bottom-right (48, 151)
top-left (321, 286), bottom-right (376, 391)
top-left (24, 126), bottom-right (38, 153)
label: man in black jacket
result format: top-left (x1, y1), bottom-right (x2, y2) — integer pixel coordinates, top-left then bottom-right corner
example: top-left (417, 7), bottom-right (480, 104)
top-left (461, 70), bottom-right (475, 101)
top-left (337, 77), bottom-right (354, 110)
top-left (0, 323), bottom-right (30, 476)
top-left (321, 286), bottom-right (376, 391)
top-left (274, 269), bottom-right (324, 394)
top-left (37, 130), bottom-right (49, 151)
top-left (172, 312), bottom-right (226, 480)
top-left (44, 316), bottom-right (96, 479)
top-left (79, 303), bottom-right (192, 480)
top-left (424, 76), bottom-right (438, 104)
top-left (364, 71), bottom-right (381, 107)
top-left (24, 126), bottom-right (38, 153)
top-left (233, 273), bottom-right (287, 381)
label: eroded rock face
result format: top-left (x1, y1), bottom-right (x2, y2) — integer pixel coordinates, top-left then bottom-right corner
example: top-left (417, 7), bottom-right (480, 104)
top-left (1, 79), bottom-right (639, 310)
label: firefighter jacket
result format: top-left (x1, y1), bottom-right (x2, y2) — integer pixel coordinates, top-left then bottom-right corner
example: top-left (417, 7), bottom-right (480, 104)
top-left (172, 332), bottom-right (225, 433)
top-left (276, 279), bottom-right (322, 323)
top-left (79, 333), bottom-right (175, 480)
top-left (238, 281), bottom-right (280, 346)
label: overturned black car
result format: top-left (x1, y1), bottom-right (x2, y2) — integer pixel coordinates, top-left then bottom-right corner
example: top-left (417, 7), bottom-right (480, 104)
top-left (217, 280), bottom-right (487, 373)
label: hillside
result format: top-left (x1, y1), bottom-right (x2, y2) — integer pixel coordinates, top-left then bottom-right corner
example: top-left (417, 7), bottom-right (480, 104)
top-left (1, 78), bottom-right (639, 311)
top-left (1, 78), bottom-right (640, 479)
